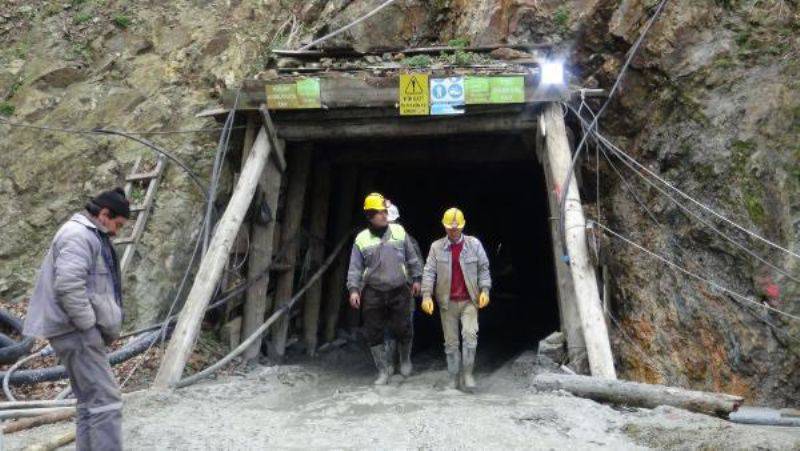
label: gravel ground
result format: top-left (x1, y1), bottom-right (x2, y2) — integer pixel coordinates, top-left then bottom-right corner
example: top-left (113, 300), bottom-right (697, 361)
top-left (4, 344), bottom-right (800, 450)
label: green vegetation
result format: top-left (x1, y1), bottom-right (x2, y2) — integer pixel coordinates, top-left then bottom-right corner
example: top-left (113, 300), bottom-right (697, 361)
top-left (74, 12), bottom-right (92, 24)
top-left (402, 55), bottom-right (432, 68)
top-left (447, 38), bottom-right (469, 48)
top-left (554, 6), bottom-right (570, 30)
top-left (0, 102), bottom-right (15, 117)
top-left (70, 43), bottom-right (92, 60)
top-left (112, 14), bottom-right (131, 29)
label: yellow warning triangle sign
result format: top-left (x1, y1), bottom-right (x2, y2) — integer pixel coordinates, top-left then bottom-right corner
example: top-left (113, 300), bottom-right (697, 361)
top-left (405, 76), bottom-right (424, 95)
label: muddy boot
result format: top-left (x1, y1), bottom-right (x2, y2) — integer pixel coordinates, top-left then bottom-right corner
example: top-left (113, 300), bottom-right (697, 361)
top-left (445, 352), bottom-right (461, 389)
top-left (385, 339), bottom-right (397, 375)
top-left (462, 346), bottom-right (477, 393)
top-left (398, 341), bottom-right (413, 377)
top-left (370, 345), bottom-right (390, 385)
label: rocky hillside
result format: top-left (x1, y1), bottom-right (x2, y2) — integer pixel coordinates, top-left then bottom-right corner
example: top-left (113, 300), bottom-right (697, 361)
top-left (1, 0), bottom-right (798, 405)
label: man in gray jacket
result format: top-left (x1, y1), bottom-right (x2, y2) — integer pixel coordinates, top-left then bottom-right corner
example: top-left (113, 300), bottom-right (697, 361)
top-left (24, 187), bottom-right (129, 451)
top-left (421, 207), bottom-right (491, 392)
top-left (347, 193), bottom-right (422, 385)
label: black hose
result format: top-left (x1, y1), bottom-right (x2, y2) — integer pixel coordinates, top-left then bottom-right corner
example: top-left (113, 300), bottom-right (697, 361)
top-left (0, 333), bottom-right (16, 347)
top-left (0, 330), bottom-right (161, 386)
top-left (0, 309), bottom-right (34, 364)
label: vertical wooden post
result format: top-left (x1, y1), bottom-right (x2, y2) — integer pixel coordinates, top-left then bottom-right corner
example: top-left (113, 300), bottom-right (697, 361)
top-left (302, 158), bottom-right (332, 356)
top-left (270, 144), bottom-right (312, 359)
top-left (541, 103), bottom-right (616, 380)
top-left (241, 127), bottom-right (285, 361)
top-left (323, 166), bottom-right (357, 343)
top-left (535, 126), bottom-right (589, 374)
top-left (154, 127), bottom-right (272, 388)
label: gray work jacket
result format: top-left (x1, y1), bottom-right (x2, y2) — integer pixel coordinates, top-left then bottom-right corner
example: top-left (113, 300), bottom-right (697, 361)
top-left (422, 235), bottom-right (491, 310)
top-left (24, 212), bottom-right (123, 340)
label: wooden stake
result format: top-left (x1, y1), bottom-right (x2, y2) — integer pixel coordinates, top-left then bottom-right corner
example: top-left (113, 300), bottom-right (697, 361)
top-left (322, 166), bottom-right (357, 343)
top-left (270, 145), bottom-right (312, 359)
top-left (0, 407), bottom-right (74, 421)
top-left (242, 130), bottom-right (285, 362)
top-left (154, 127), bottom-right (272, 388)
top-left (1, 410), bottom-right (75, 434)
top-left (302, 158), bottom-right (331, 356)
top-left (23, 430), bottom-right (76, 451)
top-left (536, 122), bottom-right (588, 374)
top-left (532, 373), bottom-right (743, 418)
top-left (541, 103), bottom-right (616, 379)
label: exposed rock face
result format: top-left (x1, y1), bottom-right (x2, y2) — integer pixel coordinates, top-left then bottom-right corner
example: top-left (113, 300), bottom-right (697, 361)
top-left (1, 0), bottom-right (798, 405)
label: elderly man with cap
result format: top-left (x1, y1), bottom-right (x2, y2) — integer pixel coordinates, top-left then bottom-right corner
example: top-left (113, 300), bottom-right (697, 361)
top-left (347, 193), bottom-right (422, 385)
top-left (421, 207), bottom-right (491, 392)
top-left (24, 187), bottom-right (130, 450)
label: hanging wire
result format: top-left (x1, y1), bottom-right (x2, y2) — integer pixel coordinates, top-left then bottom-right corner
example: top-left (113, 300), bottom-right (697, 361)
top-left (591, 220), bottom-right (800, 323)
top-left (558, 0), bottom-right (671, 257)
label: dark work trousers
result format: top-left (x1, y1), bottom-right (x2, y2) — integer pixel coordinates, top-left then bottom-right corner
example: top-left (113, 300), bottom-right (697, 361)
top-left (49, 327), bottom-right (123, 451)
top-left (362, 285), bottom-right (412, 347)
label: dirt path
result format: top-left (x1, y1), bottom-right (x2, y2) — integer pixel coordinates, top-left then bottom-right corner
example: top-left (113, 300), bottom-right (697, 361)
top-left (5, 345), bottom-right (800, 450)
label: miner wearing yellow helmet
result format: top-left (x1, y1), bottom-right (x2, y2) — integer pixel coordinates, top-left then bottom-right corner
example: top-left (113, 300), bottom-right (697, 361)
top-left (347, 193), bottom-right (422, 385)
top-left (421, 207), bottom-right (491, 392)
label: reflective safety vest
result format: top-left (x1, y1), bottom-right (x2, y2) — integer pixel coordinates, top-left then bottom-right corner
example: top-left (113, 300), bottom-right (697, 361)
top-left (348, 223), bottom-right (412, 291)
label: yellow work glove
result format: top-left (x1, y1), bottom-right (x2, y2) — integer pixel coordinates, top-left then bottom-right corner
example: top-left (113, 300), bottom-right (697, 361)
top-left (421, 297), bottom-right (434, 315)
top-left (478, 291), bottom-right (490, 309)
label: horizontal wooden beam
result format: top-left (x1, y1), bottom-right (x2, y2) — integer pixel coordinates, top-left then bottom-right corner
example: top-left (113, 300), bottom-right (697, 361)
top-left (271, 43), bottom-right (551, 58)
top-left (274, 111), bottom-right (538, 141)
top-left (221, 73), bottom-right (566, 110)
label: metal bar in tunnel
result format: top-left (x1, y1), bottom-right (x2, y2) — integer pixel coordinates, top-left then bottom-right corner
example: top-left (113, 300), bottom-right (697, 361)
top-left (540, 103), bottom-right (616, 380)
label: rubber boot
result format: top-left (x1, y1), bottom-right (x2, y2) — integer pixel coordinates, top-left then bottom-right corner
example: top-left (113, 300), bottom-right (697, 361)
top-left (398, 341), bottom-right (413, 377)
top-left (462, 346), bottom-right (477, 393)
top-left (370, 345), bottom-right (390, 385)
top-left (445, 351), bottom-right (461, 389)
top-left (385, 339), bottom-right (397, 375)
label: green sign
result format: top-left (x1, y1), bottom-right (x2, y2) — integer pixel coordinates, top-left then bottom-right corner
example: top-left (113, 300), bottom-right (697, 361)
top-left (266, 78), bottom-right (321, 109)
top-left (489, 76), bottom-right (525, 104)
top-left (464, 76), bottom-right (525, 105)
top-left (464, 77), bottom-right (491, 104)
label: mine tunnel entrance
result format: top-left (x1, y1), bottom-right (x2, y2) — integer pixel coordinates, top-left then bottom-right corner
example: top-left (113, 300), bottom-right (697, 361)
top-left (319, 132), bottom-right (559, 369)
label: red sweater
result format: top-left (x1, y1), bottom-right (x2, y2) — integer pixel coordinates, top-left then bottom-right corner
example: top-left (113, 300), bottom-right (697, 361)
top-left (450, 240), bottom-right (470, 301)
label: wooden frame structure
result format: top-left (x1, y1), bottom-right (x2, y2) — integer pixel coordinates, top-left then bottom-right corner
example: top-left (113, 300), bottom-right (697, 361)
top-left (155, 53), bottom-right (616, 388)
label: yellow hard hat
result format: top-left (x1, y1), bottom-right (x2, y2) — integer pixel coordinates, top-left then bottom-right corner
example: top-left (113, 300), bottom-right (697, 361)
top-left (363, 192), bottom-right (387, 211)
top-left (442, 207), bottom-right (466, 230)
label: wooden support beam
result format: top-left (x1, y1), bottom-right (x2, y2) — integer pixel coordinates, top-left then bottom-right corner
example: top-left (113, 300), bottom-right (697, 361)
top-left (241, 128), bottom-right (285, 361)
top-left (541, 103), bottom-right (616, 380)
top-left (535, 118), bottom-right (588, 375)
top-left (270, 144), bottom-right (312, 359)
top-left (532, 373), bottom-right (744, 418)
top-left (323, 166), bottom-right (357, 343)
top-left (274, 112), bottom-right (537, 142)
top-left (302, 158), bottom-right (332, 356)
top-left (228, 74), bottom-right (566, 110)
top-left (153, 127), bottom-right (272, 388)
top-left (1, 409), bottom-right (75, 434)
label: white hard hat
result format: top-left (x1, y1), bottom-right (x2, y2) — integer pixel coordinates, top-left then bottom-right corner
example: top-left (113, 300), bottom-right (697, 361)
top-left (387, 203), bottom-right (400, 222)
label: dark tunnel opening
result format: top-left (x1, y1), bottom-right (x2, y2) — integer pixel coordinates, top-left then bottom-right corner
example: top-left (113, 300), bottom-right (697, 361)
top-left (320, 133), bottom-right (560, 370)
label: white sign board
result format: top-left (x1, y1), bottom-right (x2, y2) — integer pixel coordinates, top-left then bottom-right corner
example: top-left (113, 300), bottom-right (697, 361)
top-left (430, 77), bottom-right (465, 115)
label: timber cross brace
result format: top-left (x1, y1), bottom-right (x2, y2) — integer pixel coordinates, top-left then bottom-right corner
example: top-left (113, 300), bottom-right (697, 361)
top-left (154, 46), bottom-right (617, 388)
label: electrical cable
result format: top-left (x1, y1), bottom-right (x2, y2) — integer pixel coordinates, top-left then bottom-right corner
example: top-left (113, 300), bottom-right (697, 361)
top-left (297, 0), bottom-right (399, 51)
top-left (591, 220), bottom-right (800, 323)
top-left (557, 0), bottom-right (670, 257)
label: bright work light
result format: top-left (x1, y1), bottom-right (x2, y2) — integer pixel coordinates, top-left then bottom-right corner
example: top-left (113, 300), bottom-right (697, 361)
top-left (541, 61), bottom-right (565, 86)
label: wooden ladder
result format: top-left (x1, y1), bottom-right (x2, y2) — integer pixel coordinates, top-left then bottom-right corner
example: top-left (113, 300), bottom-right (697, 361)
top-left (115, 154), bottom-right (168, 275)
